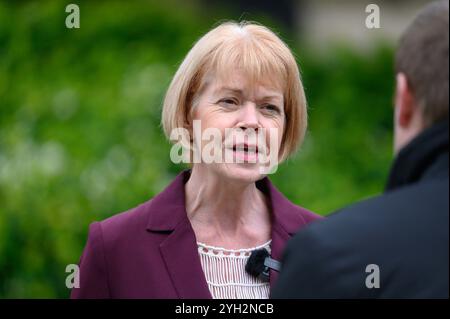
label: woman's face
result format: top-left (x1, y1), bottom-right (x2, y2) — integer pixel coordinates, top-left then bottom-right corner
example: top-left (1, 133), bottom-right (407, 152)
top-left (190, 69), bottom-right (285, 183)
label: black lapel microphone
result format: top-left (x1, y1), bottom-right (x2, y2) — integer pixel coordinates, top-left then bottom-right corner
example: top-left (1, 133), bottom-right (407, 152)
top-left (245, 248), bottom-right (281, 282)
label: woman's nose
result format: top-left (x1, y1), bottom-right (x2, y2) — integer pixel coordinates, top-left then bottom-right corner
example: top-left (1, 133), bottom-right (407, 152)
top-left (238, 103), bottom-right (260, 130)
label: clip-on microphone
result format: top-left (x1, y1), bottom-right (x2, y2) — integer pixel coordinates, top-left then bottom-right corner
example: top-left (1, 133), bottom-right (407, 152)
top-left (245, 248), bottom-right (281, 282)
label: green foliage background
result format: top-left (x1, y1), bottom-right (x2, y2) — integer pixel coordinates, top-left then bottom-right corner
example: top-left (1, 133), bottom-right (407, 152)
top-left (0, 0), bottom-right (394, 297)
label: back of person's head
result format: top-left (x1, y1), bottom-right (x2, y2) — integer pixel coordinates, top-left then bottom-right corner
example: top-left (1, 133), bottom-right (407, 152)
top-left (395, 0), bottom-right (449, 127)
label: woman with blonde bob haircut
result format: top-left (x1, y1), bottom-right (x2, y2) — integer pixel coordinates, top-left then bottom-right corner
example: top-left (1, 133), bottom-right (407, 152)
top-left (72, 21), bottom-right (321, 300)
top-left (163, 21), bottom-right (307, 162)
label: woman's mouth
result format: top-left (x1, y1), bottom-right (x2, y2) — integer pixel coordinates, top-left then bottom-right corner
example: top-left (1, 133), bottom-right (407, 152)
top-left (231, 143), bottom-right (259, 162)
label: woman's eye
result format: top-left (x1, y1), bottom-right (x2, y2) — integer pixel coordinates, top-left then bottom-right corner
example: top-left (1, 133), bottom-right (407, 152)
top-left (262, 104), bottom-right (280, 114)
top-left (219, 98), bottom-right (238, 105)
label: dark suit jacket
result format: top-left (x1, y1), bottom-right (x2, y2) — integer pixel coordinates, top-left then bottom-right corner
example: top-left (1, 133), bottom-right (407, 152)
top-left (273, 121), bottom-right (449, 299)
top-left (71, 170), bottom-right (321, 298)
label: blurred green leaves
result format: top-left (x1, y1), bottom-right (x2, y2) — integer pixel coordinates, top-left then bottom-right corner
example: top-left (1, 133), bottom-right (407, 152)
top-left (0, 0), bottom-right (394, 297)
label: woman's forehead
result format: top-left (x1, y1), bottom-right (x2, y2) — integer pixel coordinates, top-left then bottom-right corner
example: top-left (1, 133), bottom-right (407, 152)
top-left (204, 70), bottom-right (284, 97)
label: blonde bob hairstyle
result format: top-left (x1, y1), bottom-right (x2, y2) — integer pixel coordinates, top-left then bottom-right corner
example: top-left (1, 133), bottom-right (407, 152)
top-left (161, 21), bottom-right (307, 161)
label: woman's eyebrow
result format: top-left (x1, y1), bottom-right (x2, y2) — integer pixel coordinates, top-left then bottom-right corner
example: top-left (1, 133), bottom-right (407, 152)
top-left (214, 87), bottom-right (243, 96)
top-left (259, 95), bottom-right (283, 102)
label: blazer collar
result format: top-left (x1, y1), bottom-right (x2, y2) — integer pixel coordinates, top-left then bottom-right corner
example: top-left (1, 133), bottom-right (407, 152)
top-left (146, 170), bottom-right (309, 235)
top-left (146, 170), bottom-right (191, 232)
top-left (145, 170), bottom-right (308, 298)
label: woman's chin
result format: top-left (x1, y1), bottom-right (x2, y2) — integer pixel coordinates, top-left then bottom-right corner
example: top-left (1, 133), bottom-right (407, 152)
top-left (215, 163), bottom-right (263, 184)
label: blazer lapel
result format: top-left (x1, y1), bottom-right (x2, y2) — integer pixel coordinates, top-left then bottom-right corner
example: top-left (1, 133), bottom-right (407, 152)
top-left (159, 216), bottom-right (212, 299)
top-left (256, 177), bottom-right (312, 293)
top-left (269, 223), bottom-right (291, 292)
top-left (146, 171), bottom-right (211, 299)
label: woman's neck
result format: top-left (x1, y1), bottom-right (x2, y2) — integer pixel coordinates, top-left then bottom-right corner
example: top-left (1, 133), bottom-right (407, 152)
top-left (185, 166), bottom-right (272, 249)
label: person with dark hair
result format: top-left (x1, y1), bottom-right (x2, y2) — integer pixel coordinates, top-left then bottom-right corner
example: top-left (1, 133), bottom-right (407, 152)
top-left (272, 0), bottom-right (449, 299)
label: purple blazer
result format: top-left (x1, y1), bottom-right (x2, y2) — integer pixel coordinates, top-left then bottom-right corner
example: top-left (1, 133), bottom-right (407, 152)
top-left (71, 170), bottom-right (322, 298)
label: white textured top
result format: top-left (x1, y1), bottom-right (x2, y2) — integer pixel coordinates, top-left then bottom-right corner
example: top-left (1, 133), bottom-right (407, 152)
top-left (197, 240), bottom-right (272, 299)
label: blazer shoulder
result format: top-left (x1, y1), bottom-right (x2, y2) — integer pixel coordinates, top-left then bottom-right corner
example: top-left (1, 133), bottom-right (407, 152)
top-left (288, 178), bottom-right (449, 253)
top-left (275, 201), bottom-right (323, 236)
top-left (287, 200), bottom-right (323, 225)
top-left (96, 197), bottom-right (156, 244)
top-left (329, 178), bottom-right (449, 228)
top-left (295, 204), bottom-right (323, 223)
